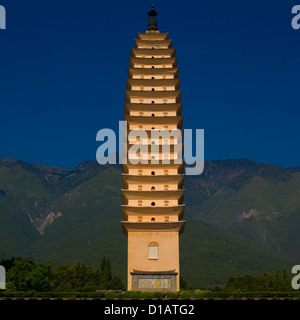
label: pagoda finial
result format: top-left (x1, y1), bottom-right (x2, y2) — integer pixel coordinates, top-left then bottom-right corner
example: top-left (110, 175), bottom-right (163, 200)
top-left (147, 4), bottom-right (158, 31)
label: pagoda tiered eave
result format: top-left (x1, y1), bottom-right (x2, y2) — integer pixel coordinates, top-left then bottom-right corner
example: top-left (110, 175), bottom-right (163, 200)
top-left (124, 102), bottom-right (182, 115)
top-left (121, 205), bottom-right (185, 221)
top-left (121, 221), bottom-right (185, 236)
top-left (130, 57), bottom-right (177, 68)
top-left (122, 161), bottom-right (184, 173)
top-left (126, 78), bottom-right (180, 90)
top-left (124, 115), bottom-right (183, 126)
top-left (122, 174), bottom-right (184, 189)
top-left (128, 67), bottom-right (179, 79)
top-left (126, 144), bottom-right (184, 154)
top-left (131, 48), bottom-right (175, 58)
top-left (135, 39), bottom-right (172, 49)
top-left (123, 128), bottom-right (183, 144)
top-left (125, 90), bottom-right (181, 103)
top-left (121, 189), bottom-right (185, 203)
top-left (137, 32), bottom-right (169, 40)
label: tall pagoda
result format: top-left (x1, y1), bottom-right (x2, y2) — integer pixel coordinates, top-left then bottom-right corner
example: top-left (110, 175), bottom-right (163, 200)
top-left (121, 5), bottom-right (185, 292)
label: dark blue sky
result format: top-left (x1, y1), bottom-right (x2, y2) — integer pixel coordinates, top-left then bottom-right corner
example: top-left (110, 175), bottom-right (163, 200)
top-left (0, 0), bottom-right (299, 168)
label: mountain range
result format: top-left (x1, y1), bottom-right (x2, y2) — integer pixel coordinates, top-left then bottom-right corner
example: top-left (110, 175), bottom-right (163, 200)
top-left (0, 157), bottom-right (299, 287)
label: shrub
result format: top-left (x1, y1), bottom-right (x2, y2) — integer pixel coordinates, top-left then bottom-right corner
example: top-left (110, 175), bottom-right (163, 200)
top-left (180, 291), bottom-right (192, 299)
top-left (105, 291), bottom-right (117, 299)
top-left (140, 291), bottom-right (154, 299)
top-left (165, 291), bottom-right (178, 298)
top-left (152, 291), bottom-right (165, 299)
top-left (121, 291), bottom-right (141, 299)
top-left (76, 292), bottom-right (105, 298)
top-left (192, 291), bottom-right (206, 299)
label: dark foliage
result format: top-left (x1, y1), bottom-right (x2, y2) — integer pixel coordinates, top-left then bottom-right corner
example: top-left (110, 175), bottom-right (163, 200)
top-left (2, 256), bottom-right (124, 292)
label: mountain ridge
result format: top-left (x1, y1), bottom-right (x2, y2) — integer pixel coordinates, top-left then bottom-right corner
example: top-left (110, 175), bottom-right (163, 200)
top-left (0, 157), bottom-right (299, 286)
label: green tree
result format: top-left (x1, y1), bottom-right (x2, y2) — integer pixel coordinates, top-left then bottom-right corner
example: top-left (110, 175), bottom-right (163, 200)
top-left (6, 257), bottom-right (35, 291)
top-left (54, 281), bottom-right (73, 292)
top-left (280, 269), bottom-right (292, 291)
top-left (30, 261), bottom-right (52, 292)
top-left (6, 257), bottom-right (52, 291)
top-left (109, 276), bottom-right (125, 290)
top-left (99, 256), bottom-right (112, 290)
top-left (73, 263), bottom-right (98, 291)
top-left (180, 276), bottom-right (187, 290)
top-left (51, 263), bottom-right (98, 292)
top-left (51, 264), bottom-right (76, 291)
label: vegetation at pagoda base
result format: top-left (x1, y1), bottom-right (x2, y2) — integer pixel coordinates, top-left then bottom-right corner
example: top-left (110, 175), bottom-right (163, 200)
top-left (0, 256), bottom-right (295, 294)
top-left (179, 269), bottom-right (293, 292)
top-left (223, 269), bottom-right (293, 292)
top-left (0, 256), bottom-right (125, 292)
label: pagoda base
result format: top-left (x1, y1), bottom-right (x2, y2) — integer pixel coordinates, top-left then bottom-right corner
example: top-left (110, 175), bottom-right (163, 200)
top-left (130, 270), bottom-right (178, 292)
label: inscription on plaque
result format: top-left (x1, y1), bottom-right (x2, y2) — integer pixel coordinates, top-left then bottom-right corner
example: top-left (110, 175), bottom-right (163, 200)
top-left (139, 279), bottom-right (169, 289)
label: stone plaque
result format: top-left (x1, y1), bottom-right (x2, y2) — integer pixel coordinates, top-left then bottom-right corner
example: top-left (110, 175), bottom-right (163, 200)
top-left (131, 270), bottom-right (177, 292)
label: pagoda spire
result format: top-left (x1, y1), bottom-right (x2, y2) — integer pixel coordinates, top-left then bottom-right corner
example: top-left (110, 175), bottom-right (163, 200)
top-left (147, 4), bottom-right (158, 31)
